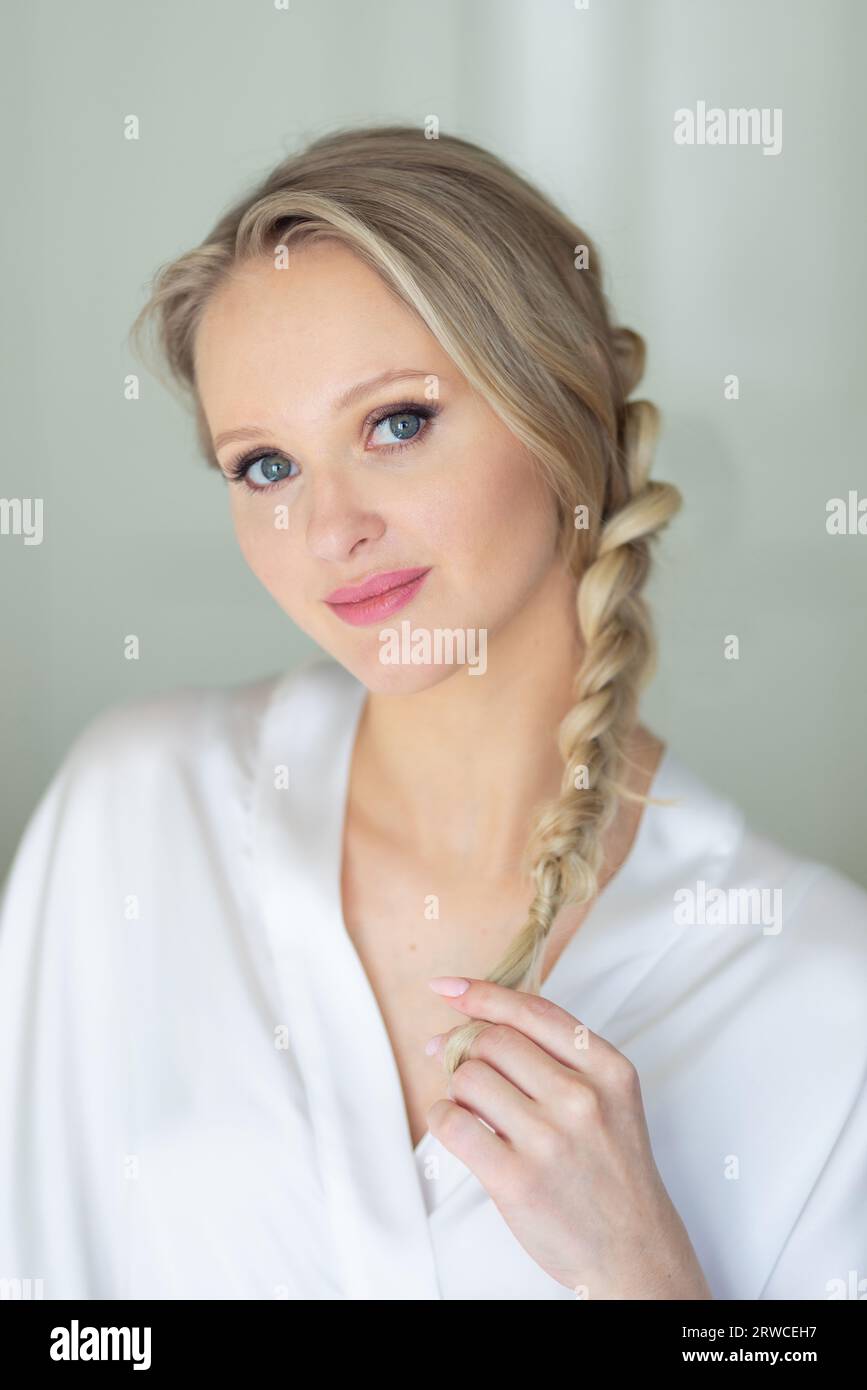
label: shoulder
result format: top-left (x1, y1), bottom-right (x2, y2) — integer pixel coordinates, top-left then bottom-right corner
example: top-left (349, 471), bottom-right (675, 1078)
top-left (0, 656), bottom-right (365, 936)
top-left (55, 655), bottom-right (361, 790)
top-left (62, 672), bottom-right (276, 777)
top-left (656, 747), bottom-right (867, 1025)
top-left (1, 657), bottom-right (364, 891)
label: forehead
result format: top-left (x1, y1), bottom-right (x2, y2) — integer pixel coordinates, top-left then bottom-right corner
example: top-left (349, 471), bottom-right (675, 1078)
top-left (193, 241), bottom-right (445, 423)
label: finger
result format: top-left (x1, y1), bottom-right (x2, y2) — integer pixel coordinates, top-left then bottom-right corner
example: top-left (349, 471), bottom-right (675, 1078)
top-left (427, 1022), bottom-right (567, 1103)
top-left (427, 1097), bottom-right (521, 1194)
top-left (446, 1056), bottom-right (536, 1143)
top-left (428, 976), bottom-right (621, 1078)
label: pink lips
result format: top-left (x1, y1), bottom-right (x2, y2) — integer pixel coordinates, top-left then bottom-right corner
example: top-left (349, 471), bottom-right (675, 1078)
top-left (324, 566), bottom-right (431, 627)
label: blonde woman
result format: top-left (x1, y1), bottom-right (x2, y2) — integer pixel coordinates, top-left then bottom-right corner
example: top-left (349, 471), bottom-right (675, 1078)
top-left (1, 126), bottom-right (865, 1302)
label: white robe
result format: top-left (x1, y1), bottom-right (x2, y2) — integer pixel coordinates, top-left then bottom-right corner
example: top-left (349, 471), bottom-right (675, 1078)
top-left (1, 656), bottom-right (865, 1301)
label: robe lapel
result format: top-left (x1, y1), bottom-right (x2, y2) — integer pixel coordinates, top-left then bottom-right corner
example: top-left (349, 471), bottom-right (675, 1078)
top-left (251, 660), bottom-right (719, 1279)
top-left (251, 659), bottom-right (442, 1299)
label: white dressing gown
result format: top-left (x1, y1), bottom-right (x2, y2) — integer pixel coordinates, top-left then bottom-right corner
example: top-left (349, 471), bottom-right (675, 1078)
top-left (1, 657), bottom-right (865, 1300)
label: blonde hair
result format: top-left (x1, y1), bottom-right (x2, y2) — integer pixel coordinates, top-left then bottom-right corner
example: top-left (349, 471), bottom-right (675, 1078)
top-left (130, 124), bottom-right (681, 1077)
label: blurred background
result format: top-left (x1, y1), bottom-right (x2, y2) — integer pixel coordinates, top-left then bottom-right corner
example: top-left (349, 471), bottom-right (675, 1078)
top-left (1, 0), bottom-right (865, 884)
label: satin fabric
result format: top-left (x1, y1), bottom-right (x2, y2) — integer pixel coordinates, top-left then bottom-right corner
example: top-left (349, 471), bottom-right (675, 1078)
top-left (1, 656), bottom-right (865, 1300)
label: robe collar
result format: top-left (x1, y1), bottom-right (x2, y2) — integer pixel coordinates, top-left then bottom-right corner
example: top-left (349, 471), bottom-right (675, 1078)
top-left (251, 657), bottom-right (743, 1296)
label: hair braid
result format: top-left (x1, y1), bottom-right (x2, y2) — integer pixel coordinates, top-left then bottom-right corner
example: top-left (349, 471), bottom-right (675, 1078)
top-left (442, 377), bottom-right (681, 1075)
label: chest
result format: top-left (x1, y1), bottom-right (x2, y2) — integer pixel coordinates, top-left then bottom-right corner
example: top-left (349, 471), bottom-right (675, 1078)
top-left (339, 817), bottom-right (583, 1149)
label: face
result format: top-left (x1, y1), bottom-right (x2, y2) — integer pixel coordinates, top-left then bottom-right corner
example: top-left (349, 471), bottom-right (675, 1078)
top-left (193, 239), bottom-right (562, 693)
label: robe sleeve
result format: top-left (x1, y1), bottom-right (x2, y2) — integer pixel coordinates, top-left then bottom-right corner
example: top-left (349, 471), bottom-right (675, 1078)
top-left (758, 1074), bottom-right (867, 1299)
top-left (0, 713), bottom-right (134, 1299)
top-left (756, 866), bottom-right (867, 1301)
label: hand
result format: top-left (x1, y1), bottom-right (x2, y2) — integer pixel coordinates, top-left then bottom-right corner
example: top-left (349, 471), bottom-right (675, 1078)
top-left (424, 976), bottom-right (712, 1300)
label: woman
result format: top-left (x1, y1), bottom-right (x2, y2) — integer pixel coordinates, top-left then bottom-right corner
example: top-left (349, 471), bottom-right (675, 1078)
top-left (1, 125), bottom-right (864, 1301)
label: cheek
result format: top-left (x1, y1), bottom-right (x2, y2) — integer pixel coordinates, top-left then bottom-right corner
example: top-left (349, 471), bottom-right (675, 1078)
top-left (444, 441), bottom-right (559, 588)
top-left (230, 500), bottom-right (304, 609)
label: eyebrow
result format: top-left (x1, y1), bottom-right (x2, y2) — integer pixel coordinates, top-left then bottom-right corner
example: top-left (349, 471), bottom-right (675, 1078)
top-left (212, 368), bottom-right (434, 453)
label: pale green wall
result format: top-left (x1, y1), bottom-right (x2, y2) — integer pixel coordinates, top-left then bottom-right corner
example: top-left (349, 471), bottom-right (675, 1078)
top-left (1, 0), bottom-right (865, 884)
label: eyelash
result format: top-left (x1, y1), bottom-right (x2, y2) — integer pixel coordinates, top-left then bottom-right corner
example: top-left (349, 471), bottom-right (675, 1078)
top-left (224, 398), bottom-right (441, 493)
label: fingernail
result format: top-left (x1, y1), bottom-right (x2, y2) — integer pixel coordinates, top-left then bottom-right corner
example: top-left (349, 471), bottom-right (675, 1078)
top-left (428, 976), bottom-right (470, 996)
top-left (424, 1033), bottom-right (443, 1056)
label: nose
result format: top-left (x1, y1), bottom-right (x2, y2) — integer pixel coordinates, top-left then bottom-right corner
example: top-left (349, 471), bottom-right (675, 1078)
top-left (303, 468), bottom-right (386, 564)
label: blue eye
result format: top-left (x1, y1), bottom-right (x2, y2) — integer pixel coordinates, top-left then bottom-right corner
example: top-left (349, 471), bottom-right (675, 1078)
top-left (230, 452), bottom-right (298, 490)
top-left (369, 410), bottom-right (424, 446)
top-left (224, 398), bottom-right (439, 492)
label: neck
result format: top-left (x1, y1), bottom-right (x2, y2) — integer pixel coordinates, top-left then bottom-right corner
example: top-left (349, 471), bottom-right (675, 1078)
top-left (351, 558), bottom-right (600, 879)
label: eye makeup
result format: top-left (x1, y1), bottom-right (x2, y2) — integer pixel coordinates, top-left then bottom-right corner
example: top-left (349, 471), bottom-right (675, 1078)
top-left (222, 398), bottom-right (442, 493)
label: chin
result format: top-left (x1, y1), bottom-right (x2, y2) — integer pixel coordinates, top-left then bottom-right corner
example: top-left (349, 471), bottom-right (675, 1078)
top-left (305, 598), bottom-right (494, 693)
top-left (333, 648), bottom-right (466, 696)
